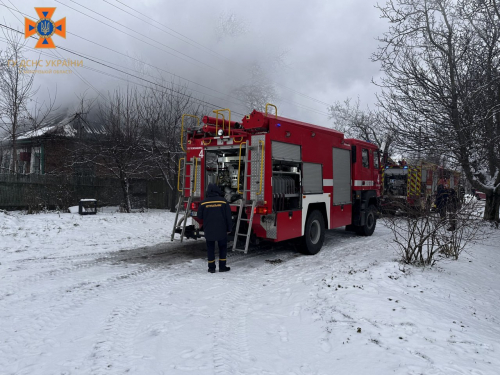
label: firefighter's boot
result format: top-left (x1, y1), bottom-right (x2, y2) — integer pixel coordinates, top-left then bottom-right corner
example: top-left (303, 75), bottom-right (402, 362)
top-left (208, 259), bottom-right (216, 273)
top-left (219, 258), bottom-right (230, 272)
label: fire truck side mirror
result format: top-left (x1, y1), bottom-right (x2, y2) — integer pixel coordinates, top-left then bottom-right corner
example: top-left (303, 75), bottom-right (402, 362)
top-left (351, 146), bottom-right (357, 163)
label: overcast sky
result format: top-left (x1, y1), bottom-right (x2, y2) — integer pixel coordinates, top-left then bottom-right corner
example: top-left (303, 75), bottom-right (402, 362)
top-left (0, 0), bottom-right (388, 127)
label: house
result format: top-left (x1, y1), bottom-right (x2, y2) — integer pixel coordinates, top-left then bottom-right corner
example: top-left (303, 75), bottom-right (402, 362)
top-left (0, 113), bottom-right (169, 209)
top-left (0, 112), bottom-right (108, 176)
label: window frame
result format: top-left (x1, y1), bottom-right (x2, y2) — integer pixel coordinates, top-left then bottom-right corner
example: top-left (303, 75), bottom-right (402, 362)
top-left (362, 148), bottom-right (369, 168)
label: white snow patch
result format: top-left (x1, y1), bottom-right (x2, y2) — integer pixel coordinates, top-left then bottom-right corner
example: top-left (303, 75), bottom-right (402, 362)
top-left (0, 210), bottom-right (499, 374)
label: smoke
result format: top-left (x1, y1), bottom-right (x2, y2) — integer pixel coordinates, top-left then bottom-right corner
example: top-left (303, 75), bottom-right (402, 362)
top-left (1, 0), bottom-right (387, 127)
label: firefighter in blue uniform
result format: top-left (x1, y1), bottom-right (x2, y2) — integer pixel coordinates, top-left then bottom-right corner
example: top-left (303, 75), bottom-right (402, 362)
top-left (197, 183), bottom-right (232, 273)
top-left (435, 183), bottom-right (448, 219)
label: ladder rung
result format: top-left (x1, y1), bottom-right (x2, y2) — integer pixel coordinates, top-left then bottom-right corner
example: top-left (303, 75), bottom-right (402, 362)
top-left (236, 233), bottom-right (248, 237)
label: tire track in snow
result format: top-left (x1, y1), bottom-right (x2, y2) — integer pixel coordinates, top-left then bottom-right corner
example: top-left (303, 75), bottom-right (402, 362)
top-left (0, 253), bottom-right (146, 302)
top-left (0, 239), bottom-right (278, 374)
top-left (207, 229), bottom-right (386, 375)
top-left (0, 264), bottom-right (166, 371)
top-left (210, 250), bottom-right (299, 375)
top-left (85, 271), bottom-right (190, 375)
top-left (77, 248), bottom-right (274, 374)
top-left (0, 240), bottom-right (207, 302)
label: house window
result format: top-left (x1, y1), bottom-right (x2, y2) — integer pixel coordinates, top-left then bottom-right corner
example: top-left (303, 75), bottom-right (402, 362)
top-left (362, 149), bottom-right (369, 168)
top-left (33, 152), bottom-right (41, 174)
top-left (17, 161), bottom-right (25, 174)
top-left (373, 151), bottom-right (379, 169)
top-left (1, 152), bottom-right (11, 172)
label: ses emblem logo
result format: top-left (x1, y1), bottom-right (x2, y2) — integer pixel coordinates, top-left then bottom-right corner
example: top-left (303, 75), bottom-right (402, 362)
top-left (25, 7), bottom-right (66, 49)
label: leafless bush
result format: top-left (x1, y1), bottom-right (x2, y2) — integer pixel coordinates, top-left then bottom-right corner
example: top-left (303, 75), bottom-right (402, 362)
top-left (383, 198), bottom-right (483, 266)
top-left (384, 203), bottom-right (444, 266)
top-left (437, 198), bottom-right (484, 260)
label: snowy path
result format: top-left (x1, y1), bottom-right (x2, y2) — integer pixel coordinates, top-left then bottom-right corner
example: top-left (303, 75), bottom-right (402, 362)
top-left (1, 210), bottom-right (500, 374)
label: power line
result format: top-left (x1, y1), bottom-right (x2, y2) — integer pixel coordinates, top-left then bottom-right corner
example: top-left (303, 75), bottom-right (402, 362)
top-left (109, 0), bottom-right (334, 108)
top-left (0, 35), bottom-right (240, 119)
top-left (0, 4), bottom-right (252, 114)
top-left (53, 1), bottom-right (331, 116)
top-left (1, 0), bottom-right (108, 105)
top-left (55, 0), bottom-right (222, 72)
top-left (0, 4), bottom-right (332, 117)
top-left (0, 25), bottom-right (247, 116)
top-left (7, 33), bottom-right (251, 111)
top-left (0, 8), bottom-right (251, 115)
top-left (108, 0), bottom-right (234, 63)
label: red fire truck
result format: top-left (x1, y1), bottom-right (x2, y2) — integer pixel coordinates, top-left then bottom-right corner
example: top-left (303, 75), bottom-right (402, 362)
top-left (381, 161), bottom-right (461, 213)
top-left (171, 105), bottom-right (381, 255)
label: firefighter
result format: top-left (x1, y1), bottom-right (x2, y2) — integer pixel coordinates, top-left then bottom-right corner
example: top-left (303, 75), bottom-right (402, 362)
top-left (447, 188), bottom-right (459, 231)
top-left (435, 184), bottom-right (448, 219)
top-left (197, 183), bottom-right (232, 273)
top-left (458, 185), bottom-right (465, 205)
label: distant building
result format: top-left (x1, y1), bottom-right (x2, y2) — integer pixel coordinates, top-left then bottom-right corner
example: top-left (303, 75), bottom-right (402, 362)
top-left (0, 113), bottom-right (98, 176)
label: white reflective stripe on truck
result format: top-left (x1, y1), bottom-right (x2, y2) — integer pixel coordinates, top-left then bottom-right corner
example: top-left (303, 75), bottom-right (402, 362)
top-left (353, 180), bottom-right (374, 186)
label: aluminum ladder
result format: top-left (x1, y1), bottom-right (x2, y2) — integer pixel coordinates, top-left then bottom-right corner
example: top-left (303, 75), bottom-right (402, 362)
top-left (232, 140), bottom-right (263, 253)
top-left (171, 156), bottom-right (198, 242)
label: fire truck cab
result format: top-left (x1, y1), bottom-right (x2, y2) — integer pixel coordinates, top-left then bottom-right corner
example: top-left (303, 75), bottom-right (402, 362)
top-left (172, 106), bottom-right (381, 255)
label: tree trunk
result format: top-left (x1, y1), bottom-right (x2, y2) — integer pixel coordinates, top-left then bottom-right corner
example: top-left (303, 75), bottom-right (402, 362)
top-left (119, 169), bottom-right (132, 213)
top-left (169, 184), bottom-right (178, 213)
top-left (11, 109), bottom-right (18, 173)
top-left (484, 192), bottom-right (500, 222)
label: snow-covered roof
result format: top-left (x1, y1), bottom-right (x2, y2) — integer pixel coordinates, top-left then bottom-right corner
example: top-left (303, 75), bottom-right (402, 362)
top-left (17, 118), bottom-right (78, 140)
top-left (1, 112), bottom-right (105, 143)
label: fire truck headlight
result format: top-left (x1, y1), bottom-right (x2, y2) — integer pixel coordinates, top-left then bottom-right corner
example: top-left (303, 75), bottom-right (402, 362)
top-left (217, 129), bottom-right (224, 136)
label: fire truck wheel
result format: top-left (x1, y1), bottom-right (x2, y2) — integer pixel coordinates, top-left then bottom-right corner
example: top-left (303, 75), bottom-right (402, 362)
top-left (301, 210), bottom-right (325, 255)
top-left (356, 205), bottom-right (377, 236)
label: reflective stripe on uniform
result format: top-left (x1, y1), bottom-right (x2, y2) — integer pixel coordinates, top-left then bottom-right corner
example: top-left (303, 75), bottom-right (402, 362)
top-left (219, 258), bottom-right (226, 261)
top-left (201, 201), bottom-right (227, 205)
top-left (208, 260), bottom-right (215, 263)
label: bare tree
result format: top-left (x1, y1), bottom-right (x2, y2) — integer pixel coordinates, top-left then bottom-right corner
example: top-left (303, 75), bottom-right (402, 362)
top-left (0, 30), bottom-right (38, 173)
top-left (141, 80), bottom-right (205, 210)
top-left (214, 10), bottom-right (287, 113)
top-left (328, 97), bottom-right (393, 156)
top-left (373, 0), bottom-right (500, 222)
top-left (232, 59), bottom-right (284, 113)
top-left (81, 87), bottom-right (153, 213)
top-left (0, 30), bottom-right (57, 174)
top-left (214, 11), bottom-right (248, 42)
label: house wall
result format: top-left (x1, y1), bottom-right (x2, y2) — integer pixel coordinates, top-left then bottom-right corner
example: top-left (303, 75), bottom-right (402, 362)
top-left (0, 136), bottom-right (172, 209)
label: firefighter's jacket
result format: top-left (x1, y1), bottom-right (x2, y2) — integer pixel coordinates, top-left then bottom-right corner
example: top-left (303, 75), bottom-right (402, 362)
top-left (435, 184), bottom-right (448, 209)
top-left (197, 184), bottom-right (232, 241)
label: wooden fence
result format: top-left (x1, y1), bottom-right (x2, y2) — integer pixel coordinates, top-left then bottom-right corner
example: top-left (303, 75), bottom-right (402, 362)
top-left (0, 174), bottom-right (171, 210)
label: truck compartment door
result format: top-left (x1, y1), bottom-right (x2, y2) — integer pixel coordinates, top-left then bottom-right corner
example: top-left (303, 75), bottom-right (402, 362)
top-left (332, 148), bottom-right (351, 205)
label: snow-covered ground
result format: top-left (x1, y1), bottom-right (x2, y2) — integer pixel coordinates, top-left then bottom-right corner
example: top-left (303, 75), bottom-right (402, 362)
top-left (1, 208), bottom-right (499, 375)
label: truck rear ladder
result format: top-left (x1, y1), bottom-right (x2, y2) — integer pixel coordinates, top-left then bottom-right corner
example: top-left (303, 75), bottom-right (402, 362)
top-left (232, 140), bottom-right (264, 253)
top-left (171, 156), bottom-right (199, 242)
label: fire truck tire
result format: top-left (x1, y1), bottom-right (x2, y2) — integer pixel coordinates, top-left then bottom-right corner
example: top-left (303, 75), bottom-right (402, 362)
top-left (301, 210), bottom-right (325, 255)
top-left (356, 205), bottom-right (377, 236)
